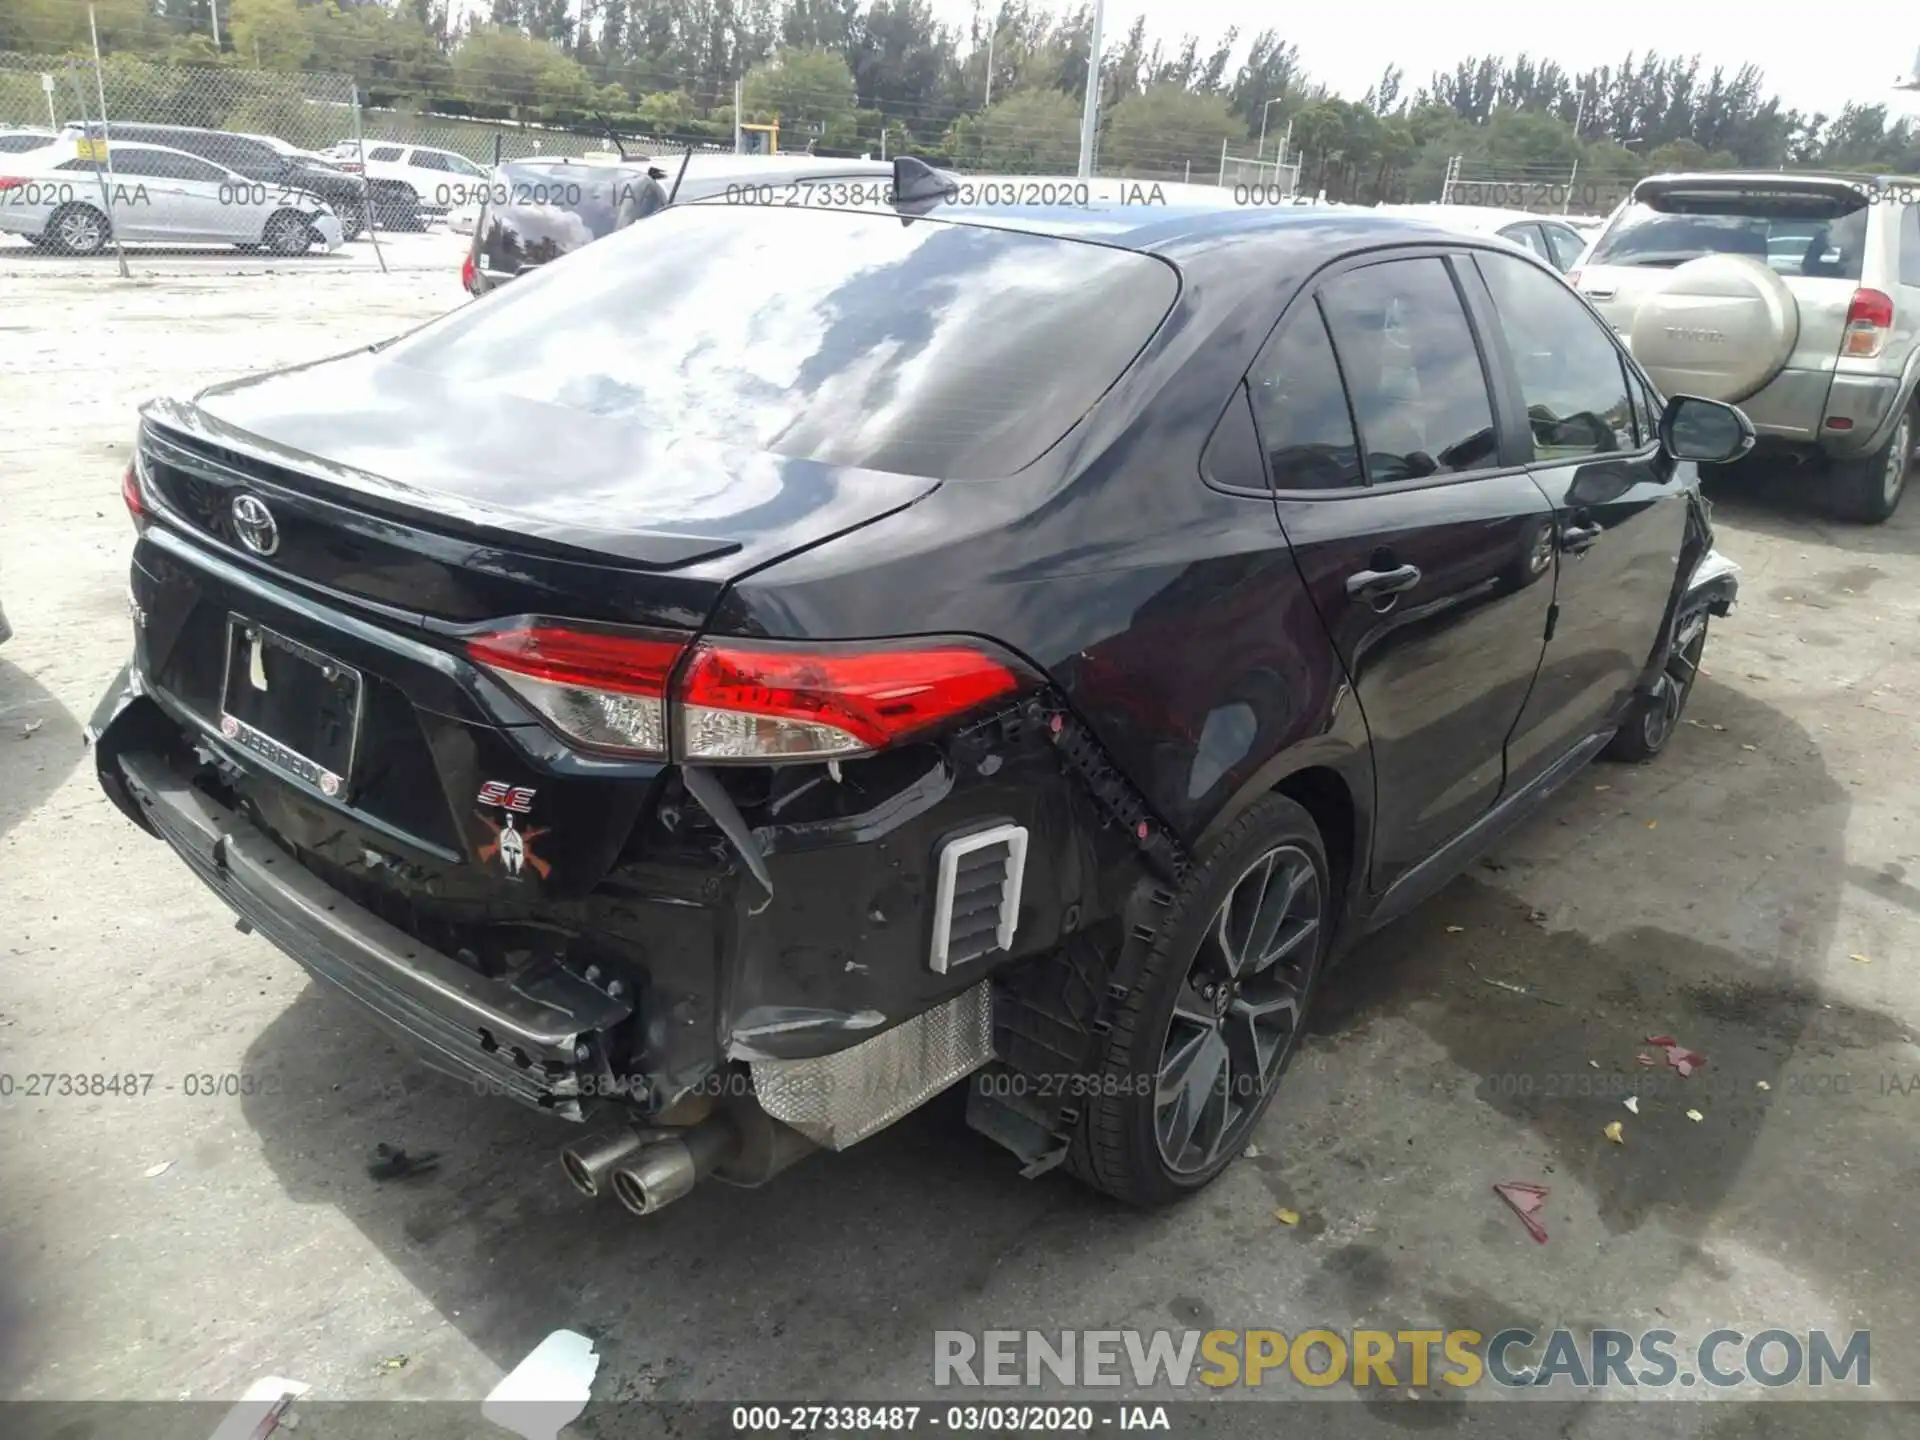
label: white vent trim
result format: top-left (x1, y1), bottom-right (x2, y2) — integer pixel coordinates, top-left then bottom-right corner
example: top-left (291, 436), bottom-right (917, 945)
top-left (928, 822), bottom-right (1028, 974)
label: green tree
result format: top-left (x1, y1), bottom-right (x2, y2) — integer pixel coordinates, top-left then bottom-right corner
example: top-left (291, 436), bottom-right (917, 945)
top-left (229, 0), bottom-right (313, 71)
top-left (944, 87), bottom-right (1078, 171)
top-left (452, 26), bottom-right (595, 115)
top-left (742, 46), bottom-right (858, 129)
top-left (1103, 86), bottom-right (1238, 177)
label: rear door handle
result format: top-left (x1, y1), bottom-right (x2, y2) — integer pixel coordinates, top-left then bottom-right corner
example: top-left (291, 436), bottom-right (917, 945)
top-left (1561, 521), bottom-right (1604, 554)
top-left (1345, 563), bottom-right (1422, 602)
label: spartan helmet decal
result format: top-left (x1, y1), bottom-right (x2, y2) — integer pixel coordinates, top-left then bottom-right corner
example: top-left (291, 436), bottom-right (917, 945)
top-left (475, 809), bottom-right (551, 880)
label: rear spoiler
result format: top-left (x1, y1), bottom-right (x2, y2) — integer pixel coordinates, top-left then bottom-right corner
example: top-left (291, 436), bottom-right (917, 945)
top-left (1633, 173), bottom-right (1873, 218)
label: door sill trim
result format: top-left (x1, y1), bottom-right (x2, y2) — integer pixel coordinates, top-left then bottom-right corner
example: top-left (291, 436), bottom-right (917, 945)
top-left (1365, 728), bottom-right (1613, 933)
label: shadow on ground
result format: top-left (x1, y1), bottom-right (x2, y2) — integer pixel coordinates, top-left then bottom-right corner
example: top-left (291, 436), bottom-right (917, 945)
top-left (0, 658), bottom-right (83, 845)
top-left (230, 673), bottom-right (1899, 1417)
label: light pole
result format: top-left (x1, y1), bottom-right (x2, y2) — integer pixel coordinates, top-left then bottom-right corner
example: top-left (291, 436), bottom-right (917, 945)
top-left (984, 29), bottom-right (995, 108)
top-left (1075, 0), bottom-right (1104, 179)
top-left (1257, 97), bottom-right (1285, 165)
top-left (209, 0), bottom-right (221, 48)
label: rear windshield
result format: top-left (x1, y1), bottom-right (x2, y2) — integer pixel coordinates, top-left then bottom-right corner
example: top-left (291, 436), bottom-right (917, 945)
top-left (392, 204), bottom-right (1178, 480)
top-left (1589, 199), bottom-right (1868, 280)
top-left (477, 159), bottom-right (665, 265)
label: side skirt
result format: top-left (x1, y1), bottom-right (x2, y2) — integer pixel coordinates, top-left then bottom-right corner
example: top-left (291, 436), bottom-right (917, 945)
top-left (1361, 728), bottom-right (1613, 936)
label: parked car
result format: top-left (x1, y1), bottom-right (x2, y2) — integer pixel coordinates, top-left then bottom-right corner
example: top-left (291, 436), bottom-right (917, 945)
top-left (348, 140), bottom-right (491, 219)
top-left (1572, 172), bottom-right (1920, 522)
top-left (1375, 204), bottom-right (1591, 272)
top-left (0, 126), bottom-right (56, 154)
top-left (90, 181), bottom-right (1748, 1217)
top-left (462, 152), bottom-right (896, 295)
top-left (57, 122), bottom-right (420, 239)
top-left (0, 138), bottom-right (341, 254)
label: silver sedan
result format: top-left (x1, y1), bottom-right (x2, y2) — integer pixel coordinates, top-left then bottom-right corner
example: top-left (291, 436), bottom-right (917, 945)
top-left (0, 139), bottom-right (342, 255)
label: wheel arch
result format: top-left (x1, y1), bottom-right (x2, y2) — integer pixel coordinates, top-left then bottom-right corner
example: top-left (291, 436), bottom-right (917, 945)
top-left (1193, 737), bottom-right (1373, 933)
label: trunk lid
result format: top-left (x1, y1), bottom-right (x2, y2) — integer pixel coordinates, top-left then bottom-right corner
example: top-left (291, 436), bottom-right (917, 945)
top-left (141, 350), bottom-right (939, 630)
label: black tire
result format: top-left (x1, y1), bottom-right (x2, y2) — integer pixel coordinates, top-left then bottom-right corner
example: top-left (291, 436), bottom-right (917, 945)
top-left (262, 208), bottom-right (311, 257)
top-left (1065, 793), bottom-right (1331, 1207)
top-left (1829, 404), bottom-right (1914, 525)
top-left (46, 202), bottom-right (108, 255)
top-left (1602, 611), bottom-right (1708, 763)
top-left (24, 233), bottom-right (52, 250)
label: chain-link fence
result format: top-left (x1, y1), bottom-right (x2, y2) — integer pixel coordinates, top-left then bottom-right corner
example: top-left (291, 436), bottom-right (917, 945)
top-left (0, 50), bottom-right (753, 275)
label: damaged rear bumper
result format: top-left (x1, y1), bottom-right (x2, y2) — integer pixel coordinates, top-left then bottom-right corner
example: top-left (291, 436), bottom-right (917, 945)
top-left (116, 746), bottom-right (632, 1119)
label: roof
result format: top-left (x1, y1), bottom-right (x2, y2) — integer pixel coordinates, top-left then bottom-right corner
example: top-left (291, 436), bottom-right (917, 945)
top-left (714, 183), bottom-right (1471, 262)
top-left (1370, 203), bottom-right (1583, 233)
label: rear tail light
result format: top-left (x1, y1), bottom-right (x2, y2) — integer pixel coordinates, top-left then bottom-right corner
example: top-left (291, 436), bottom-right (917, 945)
top-left (0, 177), bottom-right (24, 193)
top-left (122, 456), bottom-right (148, 532)
top-left (1843, 288), bottom-right (1894, 358)
top-left (677, 640), bottom-right (1030, 761)
top-left (466, 624), bottom-right (1037, 762)
top-left (1566, 268), bottom-right (1582, 288)
top-left (460, 252), bottom-right (475, 293)
top-left (467, 623), bottom-right (681, 756)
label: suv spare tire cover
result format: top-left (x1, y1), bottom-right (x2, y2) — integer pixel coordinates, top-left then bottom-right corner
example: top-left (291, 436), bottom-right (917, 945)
top-left (1627, 255), bottom-right (1799, 404)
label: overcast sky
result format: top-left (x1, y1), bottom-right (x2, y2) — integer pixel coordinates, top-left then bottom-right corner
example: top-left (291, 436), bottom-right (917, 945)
top-left (927, 0), bottom-right (1920, 119)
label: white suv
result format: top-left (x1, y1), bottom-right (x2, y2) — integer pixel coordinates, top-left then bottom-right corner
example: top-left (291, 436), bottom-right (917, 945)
top-left (345, 142), bottom-right (490, 219)
top-left (1573, 173), bottom-right (1920, 522)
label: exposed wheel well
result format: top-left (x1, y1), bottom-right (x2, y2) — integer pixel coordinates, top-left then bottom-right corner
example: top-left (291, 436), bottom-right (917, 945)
top-left (1275, 766), bottom-right (1356, 914)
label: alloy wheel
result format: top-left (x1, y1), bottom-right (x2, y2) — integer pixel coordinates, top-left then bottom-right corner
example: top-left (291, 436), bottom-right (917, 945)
top-left (57, 208), bottom-right (104, 254)
top-left (1155, 843), bottom-right (1321, 1174)
top-left (1884, 413), bottom-right (1913, 508)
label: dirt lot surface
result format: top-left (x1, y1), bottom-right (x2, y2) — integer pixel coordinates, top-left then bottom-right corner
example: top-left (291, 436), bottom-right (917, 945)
top-left (2, 258), bottom-right (1918, 1435)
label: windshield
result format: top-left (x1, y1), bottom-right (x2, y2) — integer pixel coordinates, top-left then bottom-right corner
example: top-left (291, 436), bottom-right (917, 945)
top-left (1588, 200), bottom-right (1868, 279)
top-left (394, 203), bottom-right (1178, 480)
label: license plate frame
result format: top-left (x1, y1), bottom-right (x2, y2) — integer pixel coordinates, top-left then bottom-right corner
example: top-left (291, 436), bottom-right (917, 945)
top-left (217, 615), bottom-right (364, 799)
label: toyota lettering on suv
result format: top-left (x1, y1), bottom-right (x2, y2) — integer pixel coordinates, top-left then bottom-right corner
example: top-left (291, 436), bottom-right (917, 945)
top-left (89, 172), bottom-right (1748, 1217)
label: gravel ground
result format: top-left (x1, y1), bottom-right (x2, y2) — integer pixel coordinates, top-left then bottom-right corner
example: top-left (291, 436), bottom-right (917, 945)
top-left (2, 260), bottom-right (1918, 1435)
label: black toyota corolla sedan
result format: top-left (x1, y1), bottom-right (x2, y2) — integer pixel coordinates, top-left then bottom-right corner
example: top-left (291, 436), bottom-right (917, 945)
top-left (89, 172), bottom-right (1750, 1215)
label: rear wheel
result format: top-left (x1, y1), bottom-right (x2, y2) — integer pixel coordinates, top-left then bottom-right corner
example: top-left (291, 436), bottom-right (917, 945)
top-left (47, 203), bottom-right (108, 255)
top-left (1603, 611), bottom-right (1708, 763)
top-left (1829, 406), bottom-right (1914, 525)
top-left (262, 209), bottom-right (312, 257)
top-left (1066, 793), bottom-right (1330, 1207)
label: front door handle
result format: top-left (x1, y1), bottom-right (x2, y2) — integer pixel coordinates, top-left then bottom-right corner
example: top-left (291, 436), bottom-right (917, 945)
top-left (1345, 563), bottom-right (1423, 602)
top-left (1560, 521), bottom-right (1604, 554)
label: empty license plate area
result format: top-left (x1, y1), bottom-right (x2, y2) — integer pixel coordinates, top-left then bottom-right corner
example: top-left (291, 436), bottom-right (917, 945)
top-left (219, 616), bottom-right (363, 797)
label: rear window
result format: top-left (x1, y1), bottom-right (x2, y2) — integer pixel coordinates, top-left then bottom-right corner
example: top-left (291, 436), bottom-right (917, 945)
top-left (1589, 198), bottom-right (1868, 280)
top-left (393, 204), bottom-right (1178, 480)
top-left (477, 159), bottom-right (664, 258)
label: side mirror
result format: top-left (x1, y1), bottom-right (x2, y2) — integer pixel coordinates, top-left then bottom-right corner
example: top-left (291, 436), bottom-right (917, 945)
top-left (1659, 395), bottom-right (1756, 464)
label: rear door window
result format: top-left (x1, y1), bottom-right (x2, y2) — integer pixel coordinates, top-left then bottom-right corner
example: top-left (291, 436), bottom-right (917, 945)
top-left (1541, 224), bottom-right (1586, 271)
top-left (1246, 304), bottom-right (1363, 489)
top-left (1476, 250), bottom-right (1638, 458)
top-left (1318, 257), bottom-right (1501, 481)
top-left (408, 150), bottom-right (453, 171)
top-left (389, 203), bottom-right (1179, 480)
top-left (368, 146), bottom-right (403, 162)
top-left (1902, 203), bottom-right (1920, 287)
top-left (1499, 223), bottom-right (1550, 261)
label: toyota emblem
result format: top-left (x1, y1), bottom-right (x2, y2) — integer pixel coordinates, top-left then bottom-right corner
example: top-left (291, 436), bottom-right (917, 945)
top-left (230, 493), bottom-right (281, 557)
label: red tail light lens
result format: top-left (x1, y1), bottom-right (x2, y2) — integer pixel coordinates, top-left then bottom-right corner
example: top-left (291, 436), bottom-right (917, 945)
top-left (678, 640), bottom-right (1030, 761)
top-left (0, 177), bottom-right (25, 193)
top-left (467, 624), bottom-right (684, 757)
top-left (467, 625), bottom-right (1036, 762)
top-left (122, 458), bottom-right (148, 532)
top-left (460, 252), bottom-right (475, 294)
top-left (1844, 288), bottom-right (1894, 358)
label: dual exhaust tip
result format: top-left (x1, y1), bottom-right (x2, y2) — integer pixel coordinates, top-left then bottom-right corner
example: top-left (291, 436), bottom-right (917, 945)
top-left (560, 1118), bottom-right (736, 1217)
